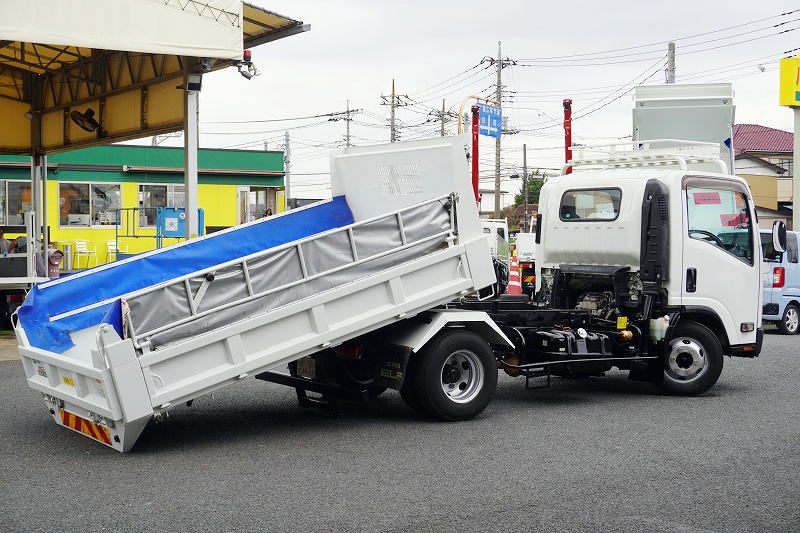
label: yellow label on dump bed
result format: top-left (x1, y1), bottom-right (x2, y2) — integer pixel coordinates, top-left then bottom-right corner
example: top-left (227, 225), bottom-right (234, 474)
top-left (62, 376), bottom-right (75, 387)
top-left (616, 316), bottom-right (628, 329)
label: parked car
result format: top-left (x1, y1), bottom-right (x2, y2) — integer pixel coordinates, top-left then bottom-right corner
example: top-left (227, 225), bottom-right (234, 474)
top-left (761, 229), bottom-right (800, 334)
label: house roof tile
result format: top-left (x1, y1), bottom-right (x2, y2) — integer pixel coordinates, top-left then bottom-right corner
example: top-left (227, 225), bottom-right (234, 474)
top-left (733, 124), bottom-right (793, 153)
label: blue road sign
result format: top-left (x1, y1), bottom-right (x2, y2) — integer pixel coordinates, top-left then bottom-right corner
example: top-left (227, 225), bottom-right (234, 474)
top-left (478, 104), bottom-right (502, 138)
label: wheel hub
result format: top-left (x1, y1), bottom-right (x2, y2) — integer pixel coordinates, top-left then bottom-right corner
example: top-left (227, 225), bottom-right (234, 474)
top-left (666, 337), bottom-right (706, 381)
top-left (440, 350), bottom-right (484, 404)
top-left (443, 364), bottom-right (461, 384)
top-left (786, 307), bottom-right (798, 332)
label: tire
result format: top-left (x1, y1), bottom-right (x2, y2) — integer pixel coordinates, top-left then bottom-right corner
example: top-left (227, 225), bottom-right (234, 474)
top-left (402, 329), bottom-right (497, 421)
top-left (660, 321), bottom-right (724, 396)
top-left (777, 304), bottom-right (800, 335)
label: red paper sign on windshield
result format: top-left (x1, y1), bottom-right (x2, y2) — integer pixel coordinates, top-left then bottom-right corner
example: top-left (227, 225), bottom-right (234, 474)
top-left (720, 213), bottom-right (748, 226)
top-left (694, 192), bottom-right (721, 204)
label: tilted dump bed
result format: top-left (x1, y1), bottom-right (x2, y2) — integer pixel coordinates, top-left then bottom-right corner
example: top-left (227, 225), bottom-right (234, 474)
top-left (15, 135), bottom-right (495, 451)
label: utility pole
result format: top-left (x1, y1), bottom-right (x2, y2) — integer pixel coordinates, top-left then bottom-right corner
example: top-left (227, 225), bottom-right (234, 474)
top-left (390, 79), bottom-right (397, 142)
top-left (483, 41), bottom-right (516, 217)
top-left (523, 143), bottom-right (528, 233)
top-left (345, 99), bottom-right (352, 147)
top-left (381, 80), bottom-right (406, 143)
top-left (283, 130), bottom-right (291, 211)
top-left (494, 42), bottom-right (502, 217)
top-left (440, 99), bottom-right (446, 137)
top-left (666, 42), bottom-right (676, 83)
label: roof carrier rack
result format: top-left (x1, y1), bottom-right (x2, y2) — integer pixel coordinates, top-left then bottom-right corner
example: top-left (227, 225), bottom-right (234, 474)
top-left (561, 139), bottom-right (728, 174)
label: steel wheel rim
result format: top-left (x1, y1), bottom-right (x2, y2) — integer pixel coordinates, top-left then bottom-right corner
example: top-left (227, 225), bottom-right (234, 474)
top-left (665, 337), bottom-right (708, 384)
top-left (786, 308), bottom-right (799, 332)
top-left (440, 349), bottom-right (484, 404)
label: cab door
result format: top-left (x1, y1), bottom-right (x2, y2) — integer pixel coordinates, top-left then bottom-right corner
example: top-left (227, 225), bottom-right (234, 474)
top-left (682, 177), bottom-right (760, 345)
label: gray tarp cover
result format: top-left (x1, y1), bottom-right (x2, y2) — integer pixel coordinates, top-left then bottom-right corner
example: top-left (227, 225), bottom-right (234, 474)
top-left (126, 201), bottom-right (451, 349)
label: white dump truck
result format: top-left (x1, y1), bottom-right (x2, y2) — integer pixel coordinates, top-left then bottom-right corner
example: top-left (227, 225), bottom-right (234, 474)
top-left (15, 137), bottom-right (772, 452)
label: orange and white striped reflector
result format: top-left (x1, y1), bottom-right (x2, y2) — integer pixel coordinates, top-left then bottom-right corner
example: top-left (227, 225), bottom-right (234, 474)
top-left (523, 276), bottom-right (535, 283)
top-left (59, 409), bottom-right (112, 446)
top-left (507, 251), bottom-right (522, 295)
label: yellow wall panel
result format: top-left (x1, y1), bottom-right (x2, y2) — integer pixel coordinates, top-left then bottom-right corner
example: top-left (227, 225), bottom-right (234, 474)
top-left (105, 91), bottom-right (141, 134)
top-left (41, 109), bottom-right (64, 149)
top-left (148, 79), bottom-right (184, 127)
top-left (0, 100), bottom-right (32, 151)
top-left (199, 184), bottom-right (237, 227)
top-left (276, 190), bottom-right (285, 213)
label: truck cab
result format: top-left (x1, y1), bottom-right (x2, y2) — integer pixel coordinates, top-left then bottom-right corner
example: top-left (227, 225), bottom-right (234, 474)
top-left (535, 141), bottom-right (765, 393)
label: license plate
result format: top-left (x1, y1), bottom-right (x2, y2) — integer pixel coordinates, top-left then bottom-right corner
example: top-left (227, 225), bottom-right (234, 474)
top-left (296, 357), bottom-right (315, 379)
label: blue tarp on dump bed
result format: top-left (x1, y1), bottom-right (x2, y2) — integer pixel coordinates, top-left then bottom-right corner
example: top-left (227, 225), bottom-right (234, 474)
top-left (18, 197), bottom-right (354, 354)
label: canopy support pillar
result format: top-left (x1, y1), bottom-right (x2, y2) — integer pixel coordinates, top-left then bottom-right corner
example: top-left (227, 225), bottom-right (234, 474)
top-left (183, 73), bottom-right (201, 239)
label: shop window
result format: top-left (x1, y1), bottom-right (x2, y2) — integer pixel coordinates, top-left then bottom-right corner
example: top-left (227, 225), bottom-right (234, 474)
top-left (139, 184), bottom-right (185, 226)
top-left (8, 181), bottom-right (32, 226)
top-left (91, 184), bottom-right (122, 225)
top-left (59, 183), bottom-right (121, 227)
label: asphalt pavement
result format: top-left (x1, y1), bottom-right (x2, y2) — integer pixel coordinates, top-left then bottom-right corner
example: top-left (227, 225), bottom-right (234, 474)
top-left (1, 330), bottom-right (798, 532)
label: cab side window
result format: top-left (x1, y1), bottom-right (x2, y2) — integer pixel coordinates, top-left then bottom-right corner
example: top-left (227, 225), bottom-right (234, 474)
top-left (559, 189), bottom-right (621, 221)
top-left (686, 185), bottom-right (753, 265)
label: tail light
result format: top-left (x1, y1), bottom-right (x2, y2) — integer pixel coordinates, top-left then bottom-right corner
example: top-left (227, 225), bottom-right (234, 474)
top-left (773, 267), bottom-right (785, 288)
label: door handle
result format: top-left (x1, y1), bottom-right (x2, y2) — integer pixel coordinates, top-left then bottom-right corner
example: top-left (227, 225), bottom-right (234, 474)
top-left (686, 268), bottom-right (697, 293)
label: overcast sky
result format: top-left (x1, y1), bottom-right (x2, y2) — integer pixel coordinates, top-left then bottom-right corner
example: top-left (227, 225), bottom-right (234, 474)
top-left (156, 0), bottom-right (800, 199)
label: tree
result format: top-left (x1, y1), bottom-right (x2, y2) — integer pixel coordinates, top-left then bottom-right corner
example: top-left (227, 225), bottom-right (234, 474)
top-left (514, 169), bottom-right (546, 206)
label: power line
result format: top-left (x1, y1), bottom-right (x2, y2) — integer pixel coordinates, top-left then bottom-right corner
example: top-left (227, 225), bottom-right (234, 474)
top-left (202, 110), bottom-right (356, 124)
top-left (516, 8), bottom-right (799, 61)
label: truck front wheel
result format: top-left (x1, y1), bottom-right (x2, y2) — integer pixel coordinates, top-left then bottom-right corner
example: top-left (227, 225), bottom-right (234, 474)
top-left (401, 330), bottom-right (497, 420)
top-left (660, 321), bottom-right (723, 396)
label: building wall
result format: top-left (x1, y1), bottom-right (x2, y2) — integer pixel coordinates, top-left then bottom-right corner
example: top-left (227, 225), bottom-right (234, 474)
top-left (739, 174), bottom-right (778, 210)
top-left (0, 144), bottom-right (285, 268)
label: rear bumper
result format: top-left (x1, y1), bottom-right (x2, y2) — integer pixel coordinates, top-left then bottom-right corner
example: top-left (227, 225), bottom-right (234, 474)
top-left (728, 328), bottom-right (763, 358)
top-left (762, 303), bottom-right (779, 319)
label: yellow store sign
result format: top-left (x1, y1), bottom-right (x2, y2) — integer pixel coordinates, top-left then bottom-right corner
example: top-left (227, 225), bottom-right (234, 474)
top-left (779, 56), bottom-right (800, 107)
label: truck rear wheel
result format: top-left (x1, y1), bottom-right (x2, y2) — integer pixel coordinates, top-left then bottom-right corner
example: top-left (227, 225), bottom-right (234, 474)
top-left (400, 330), bottom-right (497, 421)
top-left (777, 304), bottom-right (800, 335)
top-left (660, 321), bottom-right (723, 396)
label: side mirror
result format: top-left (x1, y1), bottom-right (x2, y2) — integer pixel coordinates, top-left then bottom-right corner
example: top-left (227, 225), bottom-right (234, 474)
top-left (773, 220), bottom-right (787, 253)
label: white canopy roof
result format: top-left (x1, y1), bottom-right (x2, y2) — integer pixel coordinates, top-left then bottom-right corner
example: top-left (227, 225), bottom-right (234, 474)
top-left (0, 0), bottom-right (244, 60)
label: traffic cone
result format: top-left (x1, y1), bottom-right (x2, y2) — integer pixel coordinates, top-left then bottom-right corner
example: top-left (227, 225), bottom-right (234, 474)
top-left (507, 250), bottom-right (522, 295)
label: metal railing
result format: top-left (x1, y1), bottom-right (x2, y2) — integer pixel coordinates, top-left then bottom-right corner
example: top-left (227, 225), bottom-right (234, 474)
top-left (123, 194), bottom-right (458, 349)
top-left (562, 139), bottom-right (728, 174)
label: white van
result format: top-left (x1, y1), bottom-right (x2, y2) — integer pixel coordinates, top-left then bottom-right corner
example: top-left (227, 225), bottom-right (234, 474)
top-left (760, 229), bottom-right (800, 334)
